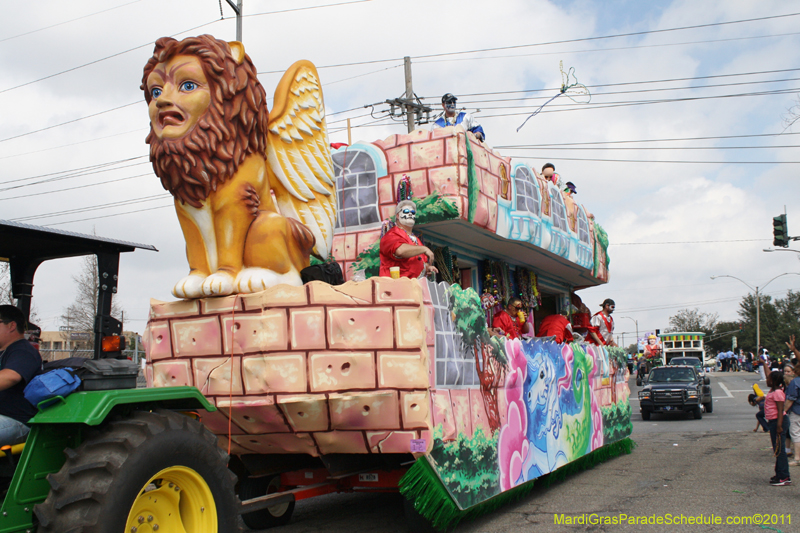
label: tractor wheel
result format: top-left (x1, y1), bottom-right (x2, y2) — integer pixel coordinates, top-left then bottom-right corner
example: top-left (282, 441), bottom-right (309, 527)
top-left (693, 406), bottom-right (703, 420)
top-left (704, 399), bottom-right (713, 413)
top-left (641, 409), bottom-right (651, 421)
top-left (35, 409), bottom-right (239, 533)
top-left (239, 475), bottom-right (295, 529)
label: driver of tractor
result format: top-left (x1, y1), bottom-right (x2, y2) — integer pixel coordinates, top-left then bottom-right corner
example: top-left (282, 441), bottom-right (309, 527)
top-left (0, 305), bottom-right (43, 446)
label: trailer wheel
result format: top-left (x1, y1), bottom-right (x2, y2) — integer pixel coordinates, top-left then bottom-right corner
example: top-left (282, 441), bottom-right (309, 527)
top-left (34, 409), bottom-right (239, 533)
top-left (239, 475), bottom-right (295, 529)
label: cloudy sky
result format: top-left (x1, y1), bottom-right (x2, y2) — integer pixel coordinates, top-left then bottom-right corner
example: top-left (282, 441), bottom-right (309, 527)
top-left (1, 0), bottom-right (799, 345)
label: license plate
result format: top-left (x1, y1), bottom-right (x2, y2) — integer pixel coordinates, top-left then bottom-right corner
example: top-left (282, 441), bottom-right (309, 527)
top-left (359, 473), bottom-right (378, 482)
top-left (663, 406), bottom-right (673, 411)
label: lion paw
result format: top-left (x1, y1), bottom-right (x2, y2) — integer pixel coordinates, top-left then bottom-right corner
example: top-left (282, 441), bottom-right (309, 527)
top-left (201, 271), bottom-right (236, 296)
top-left (173, 274), bottom-right (206, 299)
top-left (235, 267), bottom-right (302, 293)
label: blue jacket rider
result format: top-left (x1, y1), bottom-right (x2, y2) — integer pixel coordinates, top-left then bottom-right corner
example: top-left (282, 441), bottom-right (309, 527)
top-left (431, 93), bottom-right (485, 141)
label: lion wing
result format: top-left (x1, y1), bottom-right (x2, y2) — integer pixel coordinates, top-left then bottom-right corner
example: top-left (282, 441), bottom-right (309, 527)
top-left (267, 60), bottom-right (335, 259)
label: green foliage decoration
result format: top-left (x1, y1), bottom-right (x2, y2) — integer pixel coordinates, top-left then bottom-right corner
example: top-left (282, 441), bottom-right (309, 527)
top-left (465, 138), bottom-right (478, 223)
top-left (427, 425), bottom-right (500, 509)
top-left (593, 222), bottom-right (610, 276)
top-left (601, 401), bottom-right (633, 443)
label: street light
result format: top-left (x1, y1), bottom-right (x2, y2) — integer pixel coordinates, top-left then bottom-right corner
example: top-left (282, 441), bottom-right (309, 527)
top-left (619, 316), bottom-right (640, 352)
top-left (710, 273), bottom-right (800, 354)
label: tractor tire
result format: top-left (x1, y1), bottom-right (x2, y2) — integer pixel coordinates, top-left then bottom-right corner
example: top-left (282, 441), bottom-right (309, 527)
top-left (641, 409), bottom-right (651, 421)
top-left (693, 406), bottom-right (703, 420)
top-left (239, 475), bottom-right (295, 529)
top-left (35, 409), bottom-right (239, 533)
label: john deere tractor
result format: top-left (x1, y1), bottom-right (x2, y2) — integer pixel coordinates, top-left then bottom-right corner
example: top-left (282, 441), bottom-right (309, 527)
top-left (0, 220), bottom-right (240, 533)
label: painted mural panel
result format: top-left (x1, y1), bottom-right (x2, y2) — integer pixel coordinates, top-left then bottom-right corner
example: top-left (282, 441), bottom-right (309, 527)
top-left (425, 332), bottom-right (631, 510)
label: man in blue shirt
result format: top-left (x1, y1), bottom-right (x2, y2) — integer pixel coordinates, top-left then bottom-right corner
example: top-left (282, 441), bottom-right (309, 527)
top-left (0, 305), bottom-right (43, 445)
top-left (431, 93), bottom-right (485, 141)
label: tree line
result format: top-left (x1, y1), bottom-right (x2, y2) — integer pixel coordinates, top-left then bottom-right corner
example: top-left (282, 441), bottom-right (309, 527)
top-left (665, 290), bottom-right (800, 356)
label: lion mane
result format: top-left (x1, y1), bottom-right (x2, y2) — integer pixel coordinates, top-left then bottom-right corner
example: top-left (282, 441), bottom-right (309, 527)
top-left (141, 35), bottom-right (269, 207)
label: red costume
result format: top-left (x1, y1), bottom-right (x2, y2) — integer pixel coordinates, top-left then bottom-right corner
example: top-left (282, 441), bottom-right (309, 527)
top-left (492, 310), bottom-right (522, 340)
top-left (537, 315), bottom-right (574, 344)
top-left (379, 226), bottom-right (428, 278)
top-left (572, 311), bottom-right (602, 345)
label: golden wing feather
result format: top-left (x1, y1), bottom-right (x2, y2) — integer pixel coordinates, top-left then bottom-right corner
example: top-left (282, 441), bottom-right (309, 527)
top-left (267, 60), bottom-right (335, 259)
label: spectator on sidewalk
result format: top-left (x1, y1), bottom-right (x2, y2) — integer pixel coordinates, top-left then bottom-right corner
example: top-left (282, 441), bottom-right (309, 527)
top-left (764, 371), bottom-right (791, 486)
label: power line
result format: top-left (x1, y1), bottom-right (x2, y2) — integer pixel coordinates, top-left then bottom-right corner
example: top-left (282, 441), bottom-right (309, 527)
top-left (505, 154), bottom-right (800, 164)
top-left (0, 128), bottom-right (147, 161)
top-left (475, 86), bottom-right (800, 119)
top-left (45, 203), bottom-right (173, 227)
top-left (421, 67), bottom-right (800, 101)
top-left (414, 31), bottom-right (800, 67)
top-left (0, 102), bottom-right (142, 144)
top-left (495, 131), bottom-right (800, 148)
top-left (0, 174), bottom-right (152, 202)
top-left (0, 1), bottom-right (142, 44)
top-left (455, 75), bottom-right (800, 106)
top-left (411, 11), bottom-right (800, 61)
top-left (0, 19), bottom-right (221, 95)
top-left (11, 194), bottom-right (170, 222)
top-left (240, 0), bottom-right (372, 19)
top-left (0, 157), bottom-right (149, 190)
top-left (610, 239), bottom-right (769, 245)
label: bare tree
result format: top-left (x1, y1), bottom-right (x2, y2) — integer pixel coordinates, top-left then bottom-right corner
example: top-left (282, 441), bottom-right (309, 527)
top-left (60, 255), bottom-right (124, 349)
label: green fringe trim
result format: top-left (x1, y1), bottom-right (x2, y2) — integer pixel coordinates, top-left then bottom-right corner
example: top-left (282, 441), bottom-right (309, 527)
top-left (465, 136), bottom-right (478, 223)
top-left (399, 438), bottom-right (636, 531)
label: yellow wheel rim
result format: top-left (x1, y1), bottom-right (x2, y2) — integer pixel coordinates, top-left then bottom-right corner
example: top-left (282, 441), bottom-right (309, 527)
top-left (125, 465), bottom-right (217, 533)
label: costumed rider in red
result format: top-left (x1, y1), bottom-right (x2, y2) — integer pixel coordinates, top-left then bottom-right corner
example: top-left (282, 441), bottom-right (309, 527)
top-left (537, 310), bottom-right (574, 344)
top-left (492, 298), bottom-right (527, 340)
top-left (571, 293), bottom-right (604, 345)
top-left (591, 298), bottom-right (618, 346)
top-left (379, 199), bottom-right (439, 279)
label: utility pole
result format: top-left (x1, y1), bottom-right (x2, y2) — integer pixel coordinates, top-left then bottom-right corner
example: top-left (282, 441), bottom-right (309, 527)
top-left (367, 56), bottom-right (432, 132)
top-left (225, 0), bottom-right (243, 42)
top-left (404, 57), bottom-right (415, 133)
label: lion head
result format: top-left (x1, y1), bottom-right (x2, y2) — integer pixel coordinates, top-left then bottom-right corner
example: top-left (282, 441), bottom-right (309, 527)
top-left (141, 35), bottom-right (269, 207)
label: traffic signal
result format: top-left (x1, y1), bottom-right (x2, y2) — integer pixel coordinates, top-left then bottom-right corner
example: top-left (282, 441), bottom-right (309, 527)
top-left (773, 214), bottom-right (789, 247)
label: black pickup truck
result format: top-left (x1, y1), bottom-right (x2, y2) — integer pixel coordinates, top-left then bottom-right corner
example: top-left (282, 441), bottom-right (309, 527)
top-left (638, 365), bottom-right (712, 420)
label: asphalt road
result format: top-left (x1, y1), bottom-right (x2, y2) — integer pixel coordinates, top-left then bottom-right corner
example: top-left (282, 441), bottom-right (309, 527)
top-left (250, 370), bottom-right (797, 533)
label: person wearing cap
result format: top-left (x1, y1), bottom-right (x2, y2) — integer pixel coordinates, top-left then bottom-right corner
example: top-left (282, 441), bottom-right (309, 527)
top-left (591, 298), bottom-right (617, 346)
top-left (0, 305), bottom-right (43, 446)
top-left (379, 199), bottom-right (439, 279)
top-left (431, 93), bottom-right (485, 141)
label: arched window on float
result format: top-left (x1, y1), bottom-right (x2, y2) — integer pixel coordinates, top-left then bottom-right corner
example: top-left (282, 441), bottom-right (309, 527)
top-left (332, 148), bottom-right (381, 230)
top-left (509, 164), bottom-right (542, 244)
top-left (574, 206), bottom-right (594, 269)
top-left (548, 185), bottom-right (570, 257)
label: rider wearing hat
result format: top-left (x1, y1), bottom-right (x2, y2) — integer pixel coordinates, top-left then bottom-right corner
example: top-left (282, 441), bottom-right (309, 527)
top-left (590, 298), bottom-right (617, 346)
top-left (431, 93), bottom-right (485, 141)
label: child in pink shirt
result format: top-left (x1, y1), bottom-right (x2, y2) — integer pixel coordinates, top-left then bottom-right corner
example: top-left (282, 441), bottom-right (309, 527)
top-left (764, 371), bottom-right (790, 485)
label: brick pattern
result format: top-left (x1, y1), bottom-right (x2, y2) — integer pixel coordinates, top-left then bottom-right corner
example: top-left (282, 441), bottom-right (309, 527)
top-left (146, 278), bottom-right (433, 457)
top-left (333, 128), bottom-right (512, 280)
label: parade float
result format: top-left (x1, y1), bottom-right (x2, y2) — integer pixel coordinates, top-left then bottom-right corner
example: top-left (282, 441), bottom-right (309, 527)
top-left (141, 34), bottom-right (633, 530)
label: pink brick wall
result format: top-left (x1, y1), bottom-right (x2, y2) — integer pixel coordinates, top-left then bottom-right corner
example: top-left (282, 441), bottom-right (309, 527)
top-left (333, 127), bottom-right (511, 280)
top-left (145, 278), bottom-right (434, 457)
